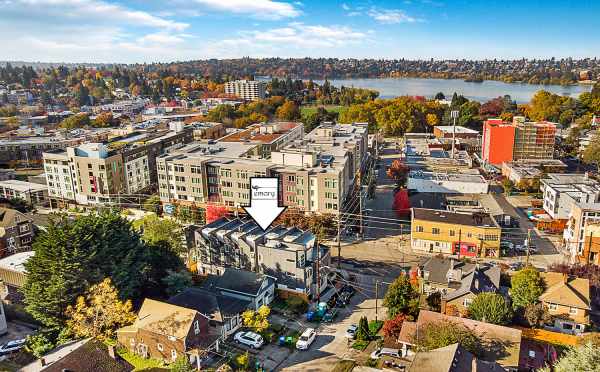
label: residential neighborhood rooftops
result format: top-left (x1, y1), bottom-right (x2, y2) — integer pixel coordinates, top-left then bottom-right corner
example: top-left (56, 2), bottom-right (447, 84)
top-left (412, 208), bottom-right (498, 227)
top-left (540, 272), bottom-right (590, 310)
top-left (399, 310), bottom-right (522, 369)
top-left (168, 287), bottom-right (249, 323)
top-left (204, 268), bottom-right (274, 296)
top-left (122, 298), bottom-right (197, 339)
top-left (408, 343), bottom-right (505, 372)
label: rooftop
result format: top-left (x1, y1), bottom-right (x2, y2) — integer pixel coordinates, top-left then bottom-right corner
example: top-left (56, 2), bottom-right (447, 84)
top-left (0, 179), bottom-right (47, 193)
top-left (434, 126), bottom-right (479, 134)
top-left (409, 171), bottom-right (487, 184)
top-left (220, 122), bottom-right (301, 144)
top-left (0, 251), bottom-right (34, 273)
top-left (412, 208), bottom-right (499, 228)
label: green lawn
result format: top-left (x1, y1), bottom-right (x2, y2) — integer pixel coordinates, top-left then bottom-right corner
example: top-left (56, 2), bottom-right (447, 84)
top-left (369, 320), bottom-right (384, 336)
top-left (300, 105), bottom-right (345, 115)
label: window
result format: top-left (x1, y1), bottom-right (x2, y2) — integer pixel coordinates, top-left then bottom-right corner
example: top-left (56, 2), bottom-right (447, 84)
top-left (171, 349), bottom-right (177, 360)
top-left (569, 307), bottom-right (578, 315)
top-left (449, 230), bottom-right (455, 237)
top-left (549, 303), bottom-right (558, 311)
top-left (194, 320), bottom-right (200, 335)
top-left (432, 228), bottom-right (440, 235)
top-left (463, 298), bottom-right (473, 307)
top-left (157, 343), bottom-right (163, 351)
top-left (416, 226), bottom-right (423, 232)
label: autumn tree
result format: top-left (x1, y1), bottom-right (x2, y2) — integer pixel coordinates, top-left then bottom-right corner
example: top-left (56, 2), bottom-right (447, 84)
top-left (524, 303), bottom-right (550, 328)
top-left (276, 100), bottom-right (300, 121)
top-left (387, 160), bottom-right (409, 186)
top-left (206, 203), bottom-right (229, 223)
top-left (583, 133), bottom-right (600, 166)
top-left (59, 113), bottom-right (91, 129)
top-left (241, 305), bottom-right (270, 332)
top-left (132, 214), bottom-right (184, 254)
top-left (383, 274), bottom-right (419, 318)
top-left (382, 313), bottom-right (406, 339)
top-left (66, 278), bottom-right (136, 341)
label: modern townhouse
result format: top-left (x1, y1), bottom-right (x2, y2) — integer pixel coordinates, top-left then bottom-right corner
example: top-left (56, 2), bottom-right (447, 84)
top-left (195, 217), bottom-right (330, 300)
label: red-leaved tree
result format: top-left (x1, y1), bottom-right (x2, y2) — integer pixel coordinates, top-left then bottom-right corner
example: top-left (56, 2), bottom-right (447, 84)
top-left (387, 160), bottom-right (409, 186)
top-left (206, 204), bottom-right (228, 223)
top-left (392, 188), bottom-right (411, 217)
top-left (382, 313), bottom-right (407, 339)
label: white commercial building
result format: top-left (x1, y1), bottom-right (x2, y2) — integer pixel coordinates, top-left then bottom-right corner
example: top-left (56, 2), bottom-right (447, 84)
top-left (224, 80), bottom-right (266, 101)
top-left (0, 180), bottom-right (48, 205)
top-left (407, 171), bottom-right (489, 194)
top-left (541, 173), bottom-right (600, 220)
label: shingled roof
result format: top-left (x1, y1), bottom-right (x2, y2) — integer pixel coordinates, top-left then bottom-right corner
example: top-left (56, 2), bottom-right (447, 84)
top-left (540, 272), bottom-right (590, 310)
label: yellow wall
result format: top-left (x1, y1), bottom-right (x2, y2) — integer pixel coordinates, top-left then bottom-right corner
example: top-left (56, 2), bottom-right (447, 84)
top-left (412, 218), bottom-right (501, 257)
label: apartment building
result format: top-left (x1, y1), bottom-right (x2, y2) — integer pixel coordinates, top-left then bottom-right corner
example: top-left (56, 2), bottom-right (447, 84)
top-left (563, 200), bottom-right (600, 261)
top-left (541, 173), bottom-right (600, 220)
top-left (0, 129), bottom-right (111, 169)
top-left (580, 223), bottom-right (600, 265)
top-left (219, 122), bottom-right (304, 158)
top-left (43, 127), bottom-right (193, 205)
top-left (157, 123), bottom-right (368, 215)
top-left (224, 80), bottom-right (266, 101)
top-left (411, 208), bottom-right (502, 258)
top-left (195, 218), bottom-right (330, 299)
top-left (481, 116), bottom-right (556, 165)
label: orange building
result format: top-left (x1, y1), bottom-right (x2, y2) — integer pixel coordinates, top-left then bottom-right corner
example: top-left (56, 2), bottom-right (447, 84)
top-left (481, 116), bottom-right (556, 166)
top-left (481, 119), bottom-right (515, 165)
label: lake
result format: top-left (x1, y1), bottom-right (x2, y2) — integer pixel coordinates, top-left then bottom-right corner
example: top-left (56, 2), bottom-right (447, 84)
top-left (314, 77), bottom-right (592, 103)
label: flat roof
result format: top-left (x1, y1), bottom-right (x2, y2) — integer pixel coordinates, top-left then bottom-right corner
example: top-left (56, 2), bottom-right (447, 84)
top-left (434, 126), bottom-right (479, 134)
top-left (0, 251), bottom-right (34, 273)
top-left (412, 208), bottom-right (498, 227)
top-left (0, 180), bottom-right (47, 192)
top-left (409, 171), bottom-right (486, 183)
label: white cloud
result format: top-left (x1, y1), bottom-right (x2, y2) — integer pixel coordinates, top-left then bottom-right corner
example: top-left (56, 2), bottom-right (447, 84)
top-left (367, 7), bottom-right (419, 24)
top-left (12, 0), bottom-right (188, 30)
top-left (342, 3), bottom-right (350, 11)
top-left (191, 0), bottom-right (300, 20)
top-left (221, 22), bottom-right (369, 51)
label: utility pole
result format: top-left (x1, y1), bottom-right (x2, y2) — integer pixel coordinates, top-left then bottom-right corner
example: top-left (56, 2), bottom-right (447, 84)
top-left (457, 229), bottom-right (462, 259)
top-left (451, 110), bottom-right (459, 158)
top-left (375, 280), bottom-right (379, 322)
top-left (337, 213), bottom-right (342, 268)
top-left (587, 231), bottom-right (593, 264)
top-left (359, 186), bottom-right (363, 237)
top-left (316, 237), bottom-right (321, 302)
top-left (525, 229), bottom-right (532, 266)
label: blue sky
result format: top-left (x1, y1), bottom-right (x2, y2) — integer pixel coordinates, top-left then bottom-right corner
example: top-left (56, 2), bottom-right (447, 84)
top-left (1, 0), bottom-right (598, 63)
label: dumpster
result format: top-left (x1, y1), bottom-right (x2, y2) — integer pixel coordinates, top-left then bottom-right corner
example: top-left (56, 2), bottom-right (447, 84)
top-left (278, 336), bottom-right (286, 346)
top-left (306, 311), bottom-right (315, 321)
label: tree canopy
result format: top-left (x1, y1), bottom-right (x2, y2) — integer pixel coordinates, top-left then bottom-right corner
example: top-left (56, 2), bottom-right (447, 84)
top-left (22, 211), bottom-right (184, 329)
top-left (383, 274), bottom-right (419, 318)
top-left (468, 293), bottom-right (512, 325)
top-left (510, 267), bottom-right (545, 310)
top-left (413, 321), bottom-right (481, 357)
top-left (540, 343), bottom-right (600, 372)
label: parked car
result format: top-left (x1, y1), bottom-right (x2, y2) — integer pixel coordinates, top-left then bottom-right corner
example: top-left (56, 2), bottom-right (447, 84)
top-left (370, 347), bottom-right (401, 360)
top-left (296, 328), bottom-right (317, 350)
top-left (0, 339), bottom-right (26, 355)
top-left (500, 241), bottom-right (514, 250)
top-left (345, 324), bottom-right (358, 339)
top-left (234, 331), bottom-right (264, 349)
top-left (509, 262), bottom-right (525, 271)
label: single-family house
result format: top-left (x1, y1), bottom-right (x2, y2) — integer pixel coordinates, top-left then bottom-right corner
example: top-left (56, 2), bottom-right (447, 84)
top-left (201, 268), bottom-right (276, 310)
top-left (169, 287), bottom-right (249, 340)
top-left (539, 272), bottom-right (590, 334)
top-left (116, 299), bottom-right (220, 368)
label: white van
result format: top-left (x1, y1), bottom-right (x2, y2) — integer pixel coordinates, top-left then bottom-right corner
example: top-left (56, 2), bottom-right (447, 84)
top-left (296, 328), bottom-right (316, 350)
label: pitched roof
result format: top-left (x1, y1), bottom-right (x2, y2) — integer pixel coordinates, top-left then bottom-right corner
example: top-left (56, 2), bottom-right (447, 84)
top-left (444, 268), bottom-right (500, 301)
top-left (23, 339), bottom-right (133, 372)
top-left (409, 343), bottom-right (505, 372)
top-left (0, 207), bottom-right (29, 228)
top-left (422, 257), bottom-right (500, 290)
top-left (206, 268), bottom-right (271, 296)
top-left (168, 287), bottom-right (250, 323)
top-left (540, 272), bottom-right (590, 309)
top-left (398, 310), bottom-right (522, 370)
top-left (130, 298), bottom-right (198, 339)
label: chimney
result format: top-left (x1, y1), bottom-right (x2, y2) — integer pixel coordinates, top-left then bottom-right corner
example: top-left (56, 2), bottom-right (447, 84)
top-left (38, 357), bottom-right (46, 368)
top-left (563, 272), bottom-right (569, 284)
top-left (108, 345), bottom-right (116, 359)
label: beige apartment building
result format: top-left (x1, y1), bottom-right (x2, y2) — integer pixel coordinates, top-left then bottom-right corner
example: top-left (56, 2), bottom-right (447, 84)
top-left (157, 123), bottom-right (368, 215)
top-left (224, 80), bottom-right (266, 101)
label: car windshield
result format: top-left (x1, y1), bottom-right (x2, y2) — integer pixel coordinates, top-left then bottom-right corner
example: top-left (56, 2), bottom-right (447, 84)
top-left (299, 336), bottom-right (309, 341)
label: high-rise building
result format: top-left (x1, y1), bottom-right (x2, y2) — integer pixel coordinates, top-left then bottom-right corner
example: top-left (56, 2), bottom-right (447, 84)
top-left (224, 80), bottom-right (266, 101)
top-left (481, 116), bottom-right (556, 165)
